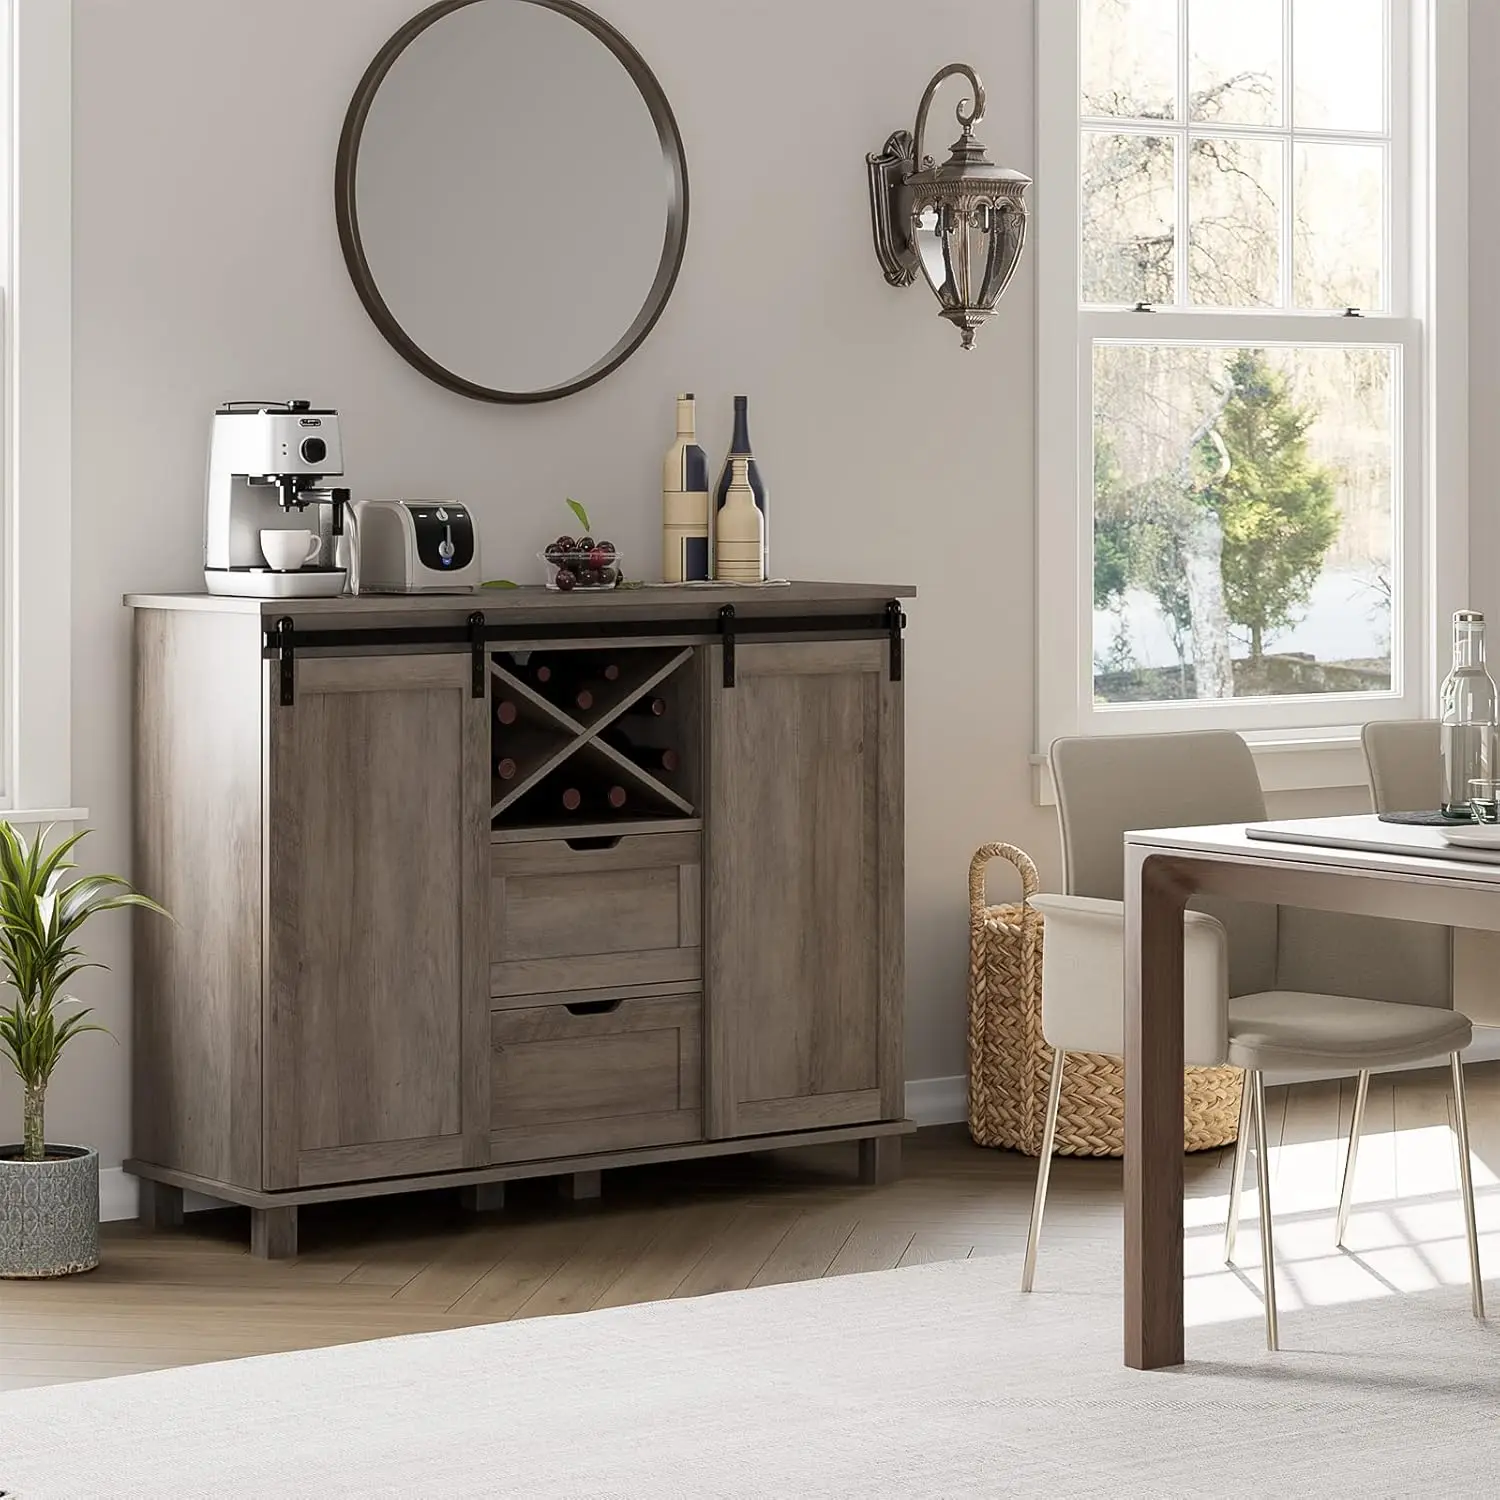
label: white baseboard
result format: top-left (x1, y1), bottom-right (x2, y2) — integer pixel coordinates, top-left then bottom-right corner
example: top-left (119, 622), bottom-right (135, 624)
top-left (98, 1030), bottom-right (1500, 1222)
top-left (99, 1166), bottom-right (138, 1224)
top-left (906, 1074), bottom-right (968, 1127)
top-left (99, 1169), bottom-right (228, 1224)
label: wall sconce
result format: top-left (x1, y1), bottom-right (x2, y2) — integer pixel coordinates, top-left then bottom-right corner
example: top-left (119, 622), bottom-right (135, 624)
top-left (867, 64), bottom-right (1031, 350)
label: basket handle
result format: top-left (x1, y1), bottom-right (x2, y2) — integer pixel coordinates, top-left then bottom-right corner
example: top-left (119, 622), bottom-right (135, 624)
top-left (969, 843), bottom-right (1040, 917)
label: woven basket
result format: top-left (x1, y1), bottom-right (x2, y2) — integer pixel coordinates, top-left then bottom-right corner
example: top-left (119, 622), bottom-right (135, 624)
top-left (967, 842), bottom-right (1243, 1157)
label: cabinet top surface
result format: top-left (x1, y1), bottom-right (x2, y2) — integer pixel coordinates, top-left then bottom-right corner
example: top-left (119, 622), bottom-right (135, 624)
top-left (125, 582), bottom-right (916, 620)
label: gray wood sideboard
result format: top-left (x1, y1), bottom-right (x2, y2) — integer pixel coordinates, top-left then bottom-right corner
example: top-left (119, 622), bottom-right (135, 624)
top-left (124, 584), bottom-right (914, 1256)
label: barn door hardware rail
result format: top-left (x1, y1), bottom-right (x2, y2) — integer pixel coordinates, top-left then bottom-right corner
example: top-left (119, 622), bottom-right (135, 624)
top-left (265, 605), bottom-right (906, 703)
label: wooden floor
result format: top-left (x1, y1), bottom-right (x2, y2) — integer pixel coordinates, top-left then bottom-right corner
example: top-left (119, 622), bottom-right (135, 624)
top-left (5, 1063), bottom-right (1499, 1391)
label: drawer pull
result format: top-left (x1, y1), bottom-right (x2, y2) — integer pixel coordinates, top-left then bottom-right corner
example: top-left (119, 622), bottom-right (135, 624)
top-left (565, 836), bottom-right (623, 853)
top-left (565, 998), bottom-right (625, 1017)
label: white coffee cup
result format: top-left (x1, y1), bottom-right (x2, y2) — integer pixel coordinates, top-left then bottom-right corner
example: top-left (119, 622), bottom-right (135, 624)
top-left (260, 530), bottom-right (321, 572)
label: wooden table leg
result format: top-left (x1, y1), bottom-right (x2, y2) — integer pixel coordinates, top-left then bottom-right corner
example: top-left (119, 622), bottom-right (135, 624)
top-left (1124, 847), bottom-right (1188, 1370)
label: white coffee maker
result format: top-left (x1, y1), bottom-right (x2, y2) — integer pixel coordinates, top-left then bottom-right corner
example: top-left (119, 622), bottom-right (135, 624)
top-left (203, 400), bottom-right (351, 598)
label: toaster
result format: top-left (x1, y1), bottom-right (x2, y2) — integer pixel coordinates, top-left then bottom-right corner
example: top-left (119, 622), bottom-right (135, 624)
top-left (349, 500), bottom-right (482, 594)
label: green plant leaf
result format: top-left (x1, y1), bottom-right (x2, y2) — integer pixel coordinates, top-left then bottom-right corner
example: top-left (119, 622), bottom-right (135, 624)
top-left (482, 580), bottom-right (520, 590)
top-left (0, 822), bottom-right (169, 1140)
top-left (566, 498), bottom-right (591, 535)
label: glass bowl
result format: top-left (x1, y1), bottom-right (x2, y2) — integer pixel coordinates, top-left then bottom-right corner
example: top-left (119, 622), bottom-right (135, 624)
top-left (540, 548), bottom-right (622, 592)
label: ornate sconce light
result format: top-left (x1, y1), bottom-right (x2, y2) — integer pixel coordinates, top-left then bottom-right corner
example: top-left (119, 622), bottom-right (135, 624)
top-left (867, 63), bottom-right (1031, 349)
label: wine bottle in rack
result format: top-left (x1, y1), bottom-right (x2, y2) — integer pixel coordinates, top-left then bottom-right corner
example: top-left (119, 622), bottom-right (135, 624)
top-left (622, 695), bottom-right (668, 719)
top-left (603, 727), bottom-right (680, 773)
top-left (532, 657), bottom-right (620, 714)
top-left (559, 785), bottom-right (584, 813)
top-left (492, 727), bottom-right (556, 782)
top-left (495, 698), bottom-right (521, 727)
top-left (570, 661), bottom-right (623, 711)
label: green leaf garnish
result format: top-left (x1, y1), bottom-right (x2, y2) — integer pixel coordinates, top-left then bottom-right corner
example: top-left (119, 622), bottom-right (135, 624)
top-left (566, 498), bottom-right (591, 534)
top-left (482, 579), bottom-right (520, 590)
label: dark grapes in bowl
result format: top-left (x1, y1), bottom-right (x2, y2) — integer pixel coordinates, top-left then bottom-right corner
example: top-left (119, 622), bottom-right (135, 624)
top-left (541, 537), bottom-right (619, 591)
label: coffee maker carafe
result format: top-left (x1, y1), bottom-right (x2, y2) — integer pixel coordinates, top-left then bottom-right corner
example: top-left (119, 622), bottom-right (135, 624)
top-left (204, 400), bottom-right (351, 598)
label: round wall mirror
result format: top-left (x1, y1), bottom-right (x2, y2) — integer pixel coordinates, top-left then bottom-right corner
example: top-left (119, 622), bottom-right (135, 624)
top-left (336, 0), bottom-right (689, 404)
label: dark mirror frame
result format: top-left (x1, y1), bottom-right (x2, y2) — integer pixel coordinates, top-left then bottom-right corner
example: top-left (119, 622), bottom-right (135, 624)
top-left (335, 0), bottom-right (690, 405)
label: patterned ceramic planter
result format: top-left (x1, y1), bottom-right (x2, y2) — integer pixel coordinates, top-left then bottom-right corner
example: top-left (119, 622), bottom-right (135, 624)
top-left (0, 1145), bottom-right (100, 1278)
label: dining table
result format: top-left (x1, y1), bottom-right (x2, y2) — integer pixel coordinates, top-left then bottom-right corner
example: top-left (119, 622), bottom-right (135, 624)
top-left (1123, 813), bottom-right (1500, 1370)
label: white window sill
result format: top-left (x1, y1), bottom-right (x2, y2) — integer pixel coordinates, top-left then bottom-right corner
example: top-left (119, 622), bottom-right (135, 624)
top-left (1030, 734), bottom-right (1369, 808)
top-left (0, 806), bottom-right (90, 825)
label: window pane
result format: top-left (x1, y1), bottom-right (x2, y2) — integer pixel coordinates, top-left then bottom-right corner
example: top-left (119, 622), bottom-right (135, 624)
top-left (1081, 0), bottom-right (1177, 120)
top-left (1082, 132), bottom-right (1176, 305)
top-left (1092, 343), bottom-right (1395, 705)
top-left (1294, 0), bottom-right (1386, 131)
top-left (1294, 141), bottom-right (1385, 309)
top-left (1188, 137), bottom-right (1282, 306)
top-left (1188, 0), bottom-right (1282, 127)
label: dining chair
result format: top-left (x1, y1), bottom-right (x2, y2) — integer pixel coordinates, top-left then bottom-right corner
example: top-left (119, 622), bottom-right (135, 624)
top-left (1340, 720), bottom-right (1455, 1248)
top-left (1362, 719), bottom-right (1441, 814)
top-left (1022, 730), bottom-right (1484, 1351)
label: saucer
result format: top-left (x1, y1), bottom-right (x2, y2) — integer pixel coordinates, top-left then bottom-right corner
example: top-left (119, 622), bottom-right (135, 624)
top-left (1438, 825), bottom-right (1500, 850)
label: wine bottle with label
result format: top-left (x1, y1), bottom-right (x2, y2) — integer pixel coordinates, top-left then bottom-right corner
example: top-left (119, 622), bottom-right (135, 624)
top-left (663, 394), bottom-right (711, 582)
top-left (714, 396), bottom-right (768, 579)
top-left (715, 458), bottom-right (766, 583)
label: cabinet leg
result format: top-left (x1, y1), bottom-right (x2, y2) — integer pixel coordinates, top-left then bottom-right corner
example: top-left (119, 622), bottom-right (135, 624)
top-left (250, 1206), bottom-right (298, 1260)
top-left (561, 1170), bottom-right (602, 1203)
top-left (460, 1182), bottom-right (506, 1214)
top-left (858, 1137), bottom-right (901, 1187)
top-left (137, 1178), bottom-right (184, 1231)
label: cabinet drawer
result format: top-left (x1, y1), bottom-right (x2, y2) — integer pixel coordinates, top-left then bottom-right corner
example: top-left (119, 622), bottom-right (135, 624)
top-left (490, 833), bottom-right (702, 998)
top-left (490, 994), bottom-right (702, 1162)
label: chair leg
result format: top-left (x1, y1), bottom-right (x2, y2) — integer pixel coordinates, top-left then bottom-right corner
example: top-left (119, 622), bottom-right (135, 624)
top-left (1224, 1073), bottom-right (1253, 1265)
top-left (1021, 1049), bottom-right (1066, 1293)
top-left (1336, 1068), bottom-right (1371, 1249)
top-left (1450, 1053), bottom-right (1486, 1322)
top-left (1250, 1070), bottom-right (1280, 1351)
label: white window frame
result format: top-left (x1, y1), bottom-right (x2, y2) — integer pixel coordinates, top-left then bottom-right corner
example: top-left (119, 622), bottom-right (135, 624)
top-left (3, 0), bottom-right (79, 821)
top-left (1035, 0), bottom-right (1468, 798)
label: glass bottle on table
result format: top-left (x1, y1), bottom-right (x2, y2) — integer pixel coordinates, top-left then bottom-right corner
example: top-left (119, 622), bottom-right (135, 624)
top-left (1440, 611), bottom-right (1499, 816)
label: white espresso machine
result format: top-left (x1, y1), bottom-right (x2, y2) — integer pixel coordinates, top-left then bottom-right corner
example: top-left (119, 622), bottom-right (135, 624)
top-left (204, 400), bottom-right (352, 598)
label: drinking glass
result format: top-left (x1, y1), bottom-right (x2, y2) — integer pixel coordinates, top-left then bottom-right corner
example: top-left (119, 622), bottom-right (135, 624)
top-left (1468, 778), bottom-right (1500, 824)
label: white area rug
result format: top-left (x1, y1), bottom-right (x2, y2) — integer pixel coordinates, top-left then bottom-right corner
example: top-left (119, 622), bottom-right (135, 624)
top-left (4, 1228), bottom-right (1500, 1499)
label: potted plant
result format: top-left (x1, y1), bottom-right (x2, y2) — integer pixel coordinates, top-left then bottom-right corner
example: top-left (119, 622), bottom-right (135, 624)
top-left (0, 823), bottom-right (166, 1278)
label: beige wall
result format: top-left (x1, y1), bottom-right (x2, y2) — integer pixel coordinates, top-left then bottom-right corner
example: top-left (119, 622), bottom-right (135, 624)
top-left (12, 2), bottom-right (1463, 1177)
top-left (1471, 0), bottom-right (1500, 629)
top-left (33, 0), bottom-right (1052, 1174)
